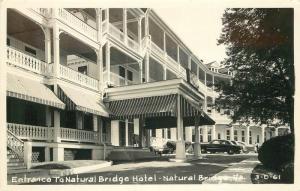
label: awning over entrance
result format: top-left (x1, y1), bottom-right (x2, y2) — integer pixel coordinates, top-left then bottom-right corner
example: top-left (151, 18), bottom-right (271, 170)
top-left (57, 84), bottom-right (110, 117)
top-left (7, 74), bottom-right (65, 109)
top-left (108, 93), bottom-right (215, 127)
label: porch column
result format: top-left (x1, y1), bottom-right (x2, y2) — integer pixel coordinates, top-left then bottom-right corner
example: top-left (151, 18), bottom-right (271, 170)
top-left (123, 8), bottom-right (127, 45)
top-left (175, 94), bottom-right (186, 160)
top-left (194, 118), bottom-right (202, 158)
top-left (96, 8), bottom-right (102, 42)
top-left (245, 126), bottom-right (250, 145)
top-left (260, 126), bottom-right (265, 145)
top-left (98, 118), bottom-right (103, 143)
top-left (211, 125), bottom-right (216, 140)
top-left (145, 12), bottom-right (149, 36)
top-left (145, 52), bottom-right (150, 82)
top-left (96, 45), bottom-right (103, 89)
top-left (230, 125), bottom-right (234, 141)
top-left (53, 146), bottom-right (64, 162)
top-left (24, 141), bottom-right (32, 169)
top-left (76, 111), bottom-right (83, 130)
top-left (52, 21), bottom-right (60, 78)
top-left (204, 72), bottom-right (207, 86)
top-left (125, 119), bottom-right (129, 146)
top-left (138, 17), bottom-right (142, 48)
top-left (106, 43), bottom-right (111, 84)
top-left (202, 126), bottom-right (208, 142)
top-left (111, 120), bottom-right (119, 146)
top-left (163, 65), bottom-right (167, 80)
top-left (53, 110), bottom-right (61, 143)
top-left (138, 61), bottom-right (143, 83)
top-left (44, 147), bottom-right (50, 162)
top-left (163, 32), bottom-right (166, 53)
top-left (185, 127), bottom-right (192, 142)
top-left (134, 118), bottom-right (139, 147)
top-left (44, 27), bottom-right (51, 64)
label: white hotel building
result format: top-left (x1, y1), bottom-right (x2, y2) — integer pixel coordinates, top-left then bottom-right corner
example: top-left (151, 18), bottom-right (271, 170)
top-left (2, 8), bottom-right (289, 169)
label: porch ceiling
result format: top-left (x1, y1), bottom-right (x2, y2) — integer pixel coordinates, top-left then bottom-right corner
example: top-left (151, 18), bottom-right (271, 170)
top-left (111, 47), bottom-right (136, 65)
top-left (7, 9), bottom-right (44, 50)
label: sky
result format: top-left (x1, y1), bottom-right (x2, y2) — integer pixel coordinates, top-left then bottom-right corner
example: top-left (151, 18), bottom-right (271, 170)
top-left (154, 6), bottom-right (227, 64)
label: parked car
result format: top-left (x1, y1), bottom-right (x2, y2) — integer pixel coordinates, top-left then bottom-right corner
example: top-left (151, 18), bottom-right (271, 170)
top-left (201, 140), bottom-right (243, 154)
top-left (230, 141), bottom-right (256, 153)
top-left (150, 141), bottom-right (176, 155)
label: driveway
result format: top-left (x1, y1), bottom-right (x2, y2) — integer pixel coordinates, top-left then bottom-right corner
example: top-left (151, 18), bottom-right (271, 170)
top-left (25, 153), bottom-right (258, 184)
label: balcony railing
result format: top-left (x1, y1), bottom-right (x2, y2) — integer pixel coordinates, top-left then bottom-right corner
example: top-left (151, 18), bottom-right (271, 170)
top-left (103, 71), bottom-right (140, 87)
top-left (60, 127), bottom-right (98, 143)
top-left (151, 42), bottom-right (165, 58)
top-left (108, 24), bottom-right (140, 52)
top-left (7, 46), bottom-right (50, 76)
top-left (7, 123), bottom-right (100, 143)
top-left (57, 9), bottom-right (97, 41)
top-left (60, 64), bottom-right (99, 91)
top-left (7, 123), bottom-right (54, 141)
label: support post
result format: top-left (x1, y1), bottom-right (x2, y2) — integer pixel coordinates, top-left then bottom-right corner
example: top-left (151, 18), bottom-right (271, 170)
top-left (194, 117), bottom-right (202, 158)
top-left (175, 95), bottom-right (186, 160)
top-left (139, 119), bottom-right (145, 148)
top-left (211, 125), bottom-right (216, 140)
top-left (145, 52), bottom-right (150, 82)
top-left (44, 27), bottom-right (51, 64)
top-left (96, 45), bottom-right (103, 90)
top-left (123, 8), bottom-right (127, 45)
top-left (24, 141), bottom-right (32, 169)
top-left (52, 22), bottom-right (60, 78)
top-left (202, 126), bottom-right (208, 142)
top-left (106, 43), bottom-right (111, 84)
top-left (125, 119), bottom-right (129, 146)
top-left (96, 8), bottom-right (102, 42)
top-left (45, 147), bottom-right (50, 162)
top-left (138, 61), bottom-right (143, 83)
top-left (245, 126), bottom-right (250, 145)
top-left (53, 110), bottom-right (61, 143)
top-left (260, 126), bottom-right (265, 145)
top-left (230, 125), bottom-right (234, 141)
top-left (138, 17), bottom-right (142, 49)
top-left (53, 146), bottom-right (64, 162)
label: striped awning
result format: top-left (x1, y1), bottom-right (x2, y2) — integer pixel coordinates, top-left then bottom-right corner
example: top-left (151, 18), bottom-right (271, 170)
top-left (7, 74), bottom-right (65, 109)
top-left (109, 94), bottom-right (177, 120)
top-left (109, 94), bottom-right (215, 126)
top-left (57, 84), bottom-right (110, 117)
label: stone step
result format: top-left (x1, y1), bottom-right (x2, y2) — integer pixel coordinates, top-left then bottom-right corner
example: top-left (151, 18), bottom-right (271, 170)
top-left (7, 165), bottom-right (27, 171)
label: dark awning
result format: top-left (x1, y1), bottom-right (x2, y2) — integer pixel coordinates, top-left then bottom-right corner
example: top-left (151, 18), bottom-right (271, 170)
top-left (108, 94), bottom-right (215, 127)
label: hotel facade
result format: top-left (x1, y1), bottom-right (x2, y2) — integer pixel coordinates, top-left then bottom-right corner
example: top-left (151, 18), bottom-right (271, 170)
top-left (2, 8), bottom-right (289, 169)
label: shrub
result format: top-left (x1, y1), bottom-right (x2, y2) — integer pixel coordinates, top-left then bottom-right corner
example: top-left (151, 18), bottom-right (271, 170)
top-left (258, 134), bottom-right (294, 170)
top-left (280, 162), bottom-right (294, 183)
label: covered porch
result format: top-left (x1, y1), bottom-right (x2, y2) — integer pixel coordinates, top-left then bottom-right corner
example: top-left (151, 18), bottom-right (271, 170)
top-left (106, 78), bottom-right (215, 161)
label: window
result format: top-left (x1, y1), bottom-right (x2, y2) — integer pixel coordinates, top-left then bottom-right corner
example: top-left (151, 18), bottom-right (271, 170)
top-left (7, 38), bottom-right (10, 46)
top-left (25, 46), bottom-right (36, 56)
top-left (167, 128), bottom-right (171, 139)
top-left (257, 135), bottom-right (260, 143)
top-left (264, 131), bottom-right (267, 141)
top-left (234, 130), bottom-right (238, 141)
top-left (78, 66), bottom-right (87, 74)
top-left (241, 130), bottom-right (245, 142)
top-left (226, 130), bottom-right (230, 140)
top-left (249, 131), bottom-right (252, 144)
top-left (200, 128), bottom-right (203, 142)
top-left (208, 129), bottom-right (212, 142)
top-left (127, 70), bottom-right (133, 81)
top-left (119, 66), bottom-right (125, 78)
top-left (162, 129), bottom-right (165, 138)
top-left (218, 133), bottom-right (221, 139)
top-left (151, 129), bottom-right (156, 137)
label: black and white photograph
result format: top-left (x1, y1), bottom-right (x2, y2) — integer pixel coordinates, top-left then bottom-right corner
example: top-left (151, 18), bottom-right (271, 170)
top-left (0, 0), bottom-right (298, 190)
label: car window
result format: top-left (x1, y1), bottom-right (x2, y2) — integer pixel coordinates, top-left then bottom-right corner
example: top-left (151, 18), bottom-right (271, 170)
top-left (211, 140), bottom-right (220, 144)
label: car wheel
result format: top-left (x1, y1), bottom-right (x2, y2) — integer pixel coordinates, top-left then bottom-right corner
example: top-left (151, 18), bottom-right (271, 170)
top-left (227, 149), bottom-right (234, 155)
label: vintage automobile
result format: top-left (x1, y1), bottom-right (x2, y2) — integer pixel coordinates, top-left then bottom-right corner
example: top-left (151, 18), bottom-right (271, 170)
top-left (200, 140), bottom-right (243, 154)
top-left (230, 141), bottom-right (256, 153)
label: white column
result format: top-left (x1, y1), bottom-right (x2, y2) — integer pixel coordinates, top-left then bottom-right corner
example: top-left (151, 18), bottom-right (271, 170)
top-left (145, 52), bottom-right (150, 82)
top-left (53, 146), bottom-right (64, 162)
top-left (138, 17), bottom-right (142, 48)
top-left (53, 110), bottom-right (61, 143)
top-left (176, 95), bottom-right (186, 160)
top-left (96, 8), bottom-right (102, 42)
top-left (194, 118), bottom-right (202, 158)
top-left (125, 119), bottom-right (129, 146)
top-left (138, 61), bottom-right (143, 83)
top-left (44, 27), bottom-right (51, 64)
top-left (45, 147), bottom-right (50, 162)
top-left (163, 32), bottom-right (166, 53)
top-left (52, 22), bottom-right (60, 78)
top-left (245, 126), bottom-right (250, 145)
top-left (111, 120), bottom-right (119, 146)
top-left (106, 43), bottom-right (111, 84)
top-left (163, 65), bottom-right (167, 80)
top-left (230, 126), bottom-right (234, 141)
top-left (24, 142), bottom-right (32, 169)
top-left (202, 126), bottom-right (208, 142)
top-left (97, 45), bottom-right (103, 89)
top-left (145, 12), bottom-right (149, 36)
top-left (123, 8), bottom-right (127, 44)
top-left (211, 125), bottom-right (216, 140)
top-left (204, 72), bottom-right (207, 86)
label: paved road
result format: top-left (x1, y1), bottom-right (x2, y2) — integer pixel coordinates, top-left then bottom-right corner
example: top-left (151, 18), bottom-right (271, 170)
top-left (25, 153), bottom-right (258, 184)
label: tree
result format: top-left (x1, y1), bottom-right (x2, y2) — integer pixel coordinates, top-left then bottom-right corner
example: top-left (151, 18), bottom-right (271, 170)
top-left (216, 8), bottom-right (294, 133)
